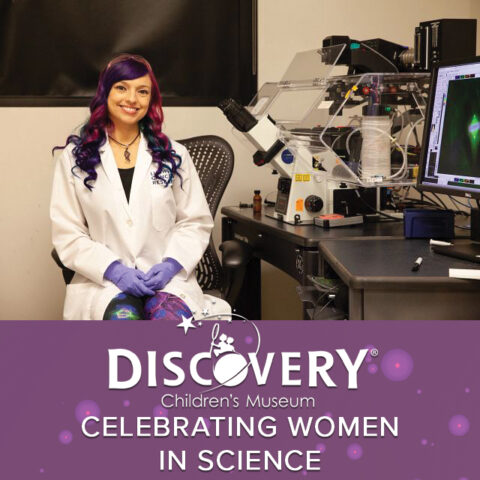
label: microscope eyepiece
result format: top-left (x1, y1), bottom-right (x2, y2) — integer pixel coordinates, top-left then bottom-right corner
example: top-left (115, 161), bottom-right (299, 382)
top-left (218, 98), bottom-right (258, 132)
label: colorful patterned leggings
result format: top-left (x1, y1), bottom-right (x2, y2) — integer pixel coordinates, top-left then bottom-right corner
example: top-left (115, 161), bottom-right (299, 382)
top-left (103, 292), bottom-right (193, 321)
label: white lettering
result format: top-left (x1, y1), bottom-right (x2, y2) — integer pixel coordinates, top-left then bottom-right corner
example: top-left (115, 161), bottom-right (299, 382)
top-left (248, 352), bottom-right (275, 385)
top-left (108, 349), bottom-right (141, 389)
top-left (81, 416), bottom-right (99, 438)
top-left (163, 352), bottom-right (184, 386)
top-left (336, 348), bottom-right (368, 389)
top-left (281, 352), bottom-right (301, 386)
top-left (190, 352), bottom-right (212, 386)
top-left (308, 352), bottom-right (335, 387)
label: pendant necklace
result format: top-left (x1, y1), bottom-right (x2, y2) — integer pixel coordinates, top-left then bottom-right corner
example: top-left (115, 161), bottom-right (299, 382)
top-left (108, 131), bottom-right (140, 162)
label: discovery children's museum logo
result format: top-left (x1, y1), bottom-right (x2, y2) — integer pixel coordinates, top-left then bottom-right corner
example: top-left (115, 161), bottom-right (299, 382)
top-left (108, 316), bottom-right (369, 391)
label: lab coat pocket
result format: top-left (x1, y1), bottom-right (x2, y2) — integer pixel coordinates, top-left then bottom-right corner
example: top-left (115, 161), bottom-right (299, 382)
top-left (64, 279), bottom-right (120, 320)
top-left (151, 186), bottom-right (176, 232)
top-left (63, 282), bottom-right (94, 320)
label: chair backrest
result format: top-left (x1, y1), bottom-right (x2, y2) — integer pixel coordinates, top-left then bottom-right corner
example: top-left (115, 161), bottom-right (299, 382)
top-left (179, 135), bottom-right (234, 291)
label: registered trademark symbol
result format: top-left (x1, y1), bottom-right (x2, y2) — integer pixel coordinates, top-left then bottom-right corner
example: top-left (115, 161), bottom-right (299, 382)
top-left (370, 348), bottom-right (379, 357)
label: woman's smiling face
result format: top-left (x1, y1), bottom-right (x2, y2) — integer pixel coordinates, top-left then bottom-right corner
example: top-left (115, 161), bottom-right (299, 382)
top-left (107, 74), bottom-right (152, 127)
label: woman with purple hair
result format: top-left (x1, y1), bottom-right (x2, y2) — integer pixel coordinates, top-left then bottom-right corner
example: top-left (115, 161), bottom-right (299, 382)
top-left (50, 54), bottom-right (229, 320)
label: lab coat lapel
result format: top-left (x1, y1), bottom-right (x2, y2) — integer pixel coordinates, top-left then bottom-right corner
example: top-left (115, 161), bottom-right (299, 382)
top-left (99, 138), bottom-right (131, 217)
top-left (129, 134), bottom-right (152, 210)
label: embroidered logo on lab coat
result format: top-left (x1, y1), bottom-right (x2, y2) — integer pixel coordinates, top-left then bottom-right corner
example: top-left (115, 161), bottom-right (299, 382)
top-left (150, 170), bottom-right (171, 186)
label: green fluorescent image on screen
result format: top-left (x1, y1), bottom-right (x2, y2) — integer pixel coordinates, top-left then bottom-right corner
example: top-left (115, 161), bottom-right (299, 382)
top-left (438, 77), bottom-right (480, 178)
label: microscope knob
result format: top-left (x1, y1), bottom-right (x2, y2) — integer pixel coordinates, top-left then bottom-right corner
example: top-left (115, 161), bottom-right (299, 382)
top-left (305, 195), bottom-right (323, 213)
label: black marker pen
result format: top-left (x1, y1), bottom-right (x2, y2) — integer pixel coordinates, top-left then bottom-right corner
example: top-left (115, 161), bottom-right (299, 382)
top-left (411, 257), bottom-right (423, 272)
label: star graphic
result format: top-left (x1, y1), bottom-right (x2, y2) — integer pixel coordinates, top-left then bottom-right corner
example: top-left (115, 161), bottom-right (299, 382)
top-left (177, 315), bottom-right (196, 335)
top-left (201, 308), bottom-right (210, 317)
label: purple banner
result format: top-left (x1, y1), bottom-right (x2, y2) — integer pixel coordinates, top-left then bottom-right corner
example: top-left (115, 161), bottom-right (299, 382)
top-left (0, 320), bottom-right (477, 480)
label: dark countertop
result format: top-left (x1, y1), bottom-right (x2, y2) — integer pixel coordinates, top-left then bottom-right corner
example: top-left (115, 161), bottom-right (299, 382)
top-left (221, 205), bottom-right (405, 248)
top-left (319, 238), bottom-right (480, 290)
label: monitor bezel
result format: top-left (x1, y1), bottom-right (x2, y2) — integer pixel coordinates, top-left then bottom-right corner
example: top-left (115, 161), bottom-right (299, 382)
top-left (417, 55), bottom-right (480, 201)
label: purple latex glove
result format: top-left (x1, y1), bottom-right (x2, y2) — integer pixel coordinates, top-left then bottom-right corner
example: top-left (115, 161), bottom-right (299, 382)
top-left (104, 261), bottom-right (155, 297)
top-left (144, 258), bottom-right (183, 291)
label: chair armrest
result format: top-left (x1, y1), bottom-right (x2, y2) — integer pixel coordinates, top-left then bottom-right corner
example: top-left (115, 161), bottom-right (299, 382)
top-left (51, 248), bottom-right (64, 269)
top-left (219, 240), bottom-right (253, 309)
top-left (51, 248), bottom-right (75, 285)
top-left (219, 240), bottom-right (252, 268)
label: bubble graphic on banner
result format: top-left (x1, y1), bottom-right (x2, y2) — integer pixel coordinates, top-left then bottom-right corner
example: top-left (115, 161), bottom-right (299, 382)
top-left (58, 430), bottom-right (73, 445)
top-left (465, 387), bottom-right (470, 394)
top-left (367, 364), bottom-right (378, 374)
top-left (347, 443), bottom-right (363, 460)
top-left (75, 400), bottom-right (100, 423)
top-left (458, 477), bottom-right (469, 480)
top-left (245, 336), bottom-right (253, 345)
top-left (417, 389), bottom-right (422, 395)
top-left (153, 405), bottom-right (168, 417)
top-left (123, 400), bottom-right (130, 407)
top-left (420, 438), bottom-right (428, 446)
top-left (315, 443), bottom-right (326, 453)
top-left (448, 414), bottom-right (470, 436)
top-left (380, 349), bottom-right (413, 381)
top-left (39, 468), bottom-right (45, 473)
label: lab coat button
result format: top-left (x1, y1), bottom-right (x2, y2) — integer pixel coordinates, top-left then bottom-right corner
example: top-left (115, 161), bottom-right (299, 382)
top-left (127, 219), bottom-right (133, 227)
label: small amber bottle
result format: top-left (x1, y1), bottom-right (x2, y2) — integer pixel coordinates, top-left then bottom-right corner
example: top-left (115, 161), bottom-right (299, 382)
top-left (253, 190), bottom-right (262, 213)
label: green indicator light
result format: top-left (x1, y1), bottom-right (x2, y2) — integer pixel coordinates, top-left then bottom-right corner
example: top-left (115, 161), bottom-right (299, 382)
top-left (385, 107), bottom-right (391, 112)
top-left (350, 43), bottom-right (360, 50)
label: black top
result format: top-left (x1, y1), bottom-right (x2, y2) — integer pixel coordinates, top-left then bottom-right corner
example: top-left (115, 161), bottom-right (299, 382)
top-left (318, 238), bottom-right (480, 289)
top-left (118, 167), bottom-right (135, 202)
top-left (221, 206), bottom-right (405, 248)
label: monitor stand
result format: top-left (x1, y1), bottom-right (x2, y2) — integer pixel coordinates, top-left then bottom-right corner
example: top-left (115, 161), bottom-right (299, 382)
top-left (432, 208), bottom-right (480, 263)
top-left (432, 242), bottom-right (480, 263)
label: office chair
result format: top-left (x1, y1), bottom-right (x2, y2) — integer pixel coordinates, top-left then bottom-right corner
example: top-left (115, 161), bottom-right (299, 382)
top-left (179, 136), bottom-right (251, 304)
top-left (52, 135), bottom-right (250, 307)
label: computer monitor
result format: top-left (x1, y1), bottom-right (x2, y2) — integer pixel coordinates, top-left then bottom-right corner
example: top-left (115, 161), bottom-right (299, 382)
top-left (417, 56), bottom-right (480, 262)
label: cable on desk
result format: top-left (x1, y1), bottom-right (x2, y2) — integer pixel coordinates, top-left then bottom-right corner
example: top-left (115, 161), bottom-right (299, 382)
top-left (431, 192), bottom-right (448, 210)
top-left (448, 196), bottom-right (471, 216)
top-left (414, 189), bottom-right (446, 210)
top-left (398, 186), bottom-right (443, 210)
top-left (354, 190), bottom-right (402, 221)
top-left (402, 198), bottom-right (443, 209)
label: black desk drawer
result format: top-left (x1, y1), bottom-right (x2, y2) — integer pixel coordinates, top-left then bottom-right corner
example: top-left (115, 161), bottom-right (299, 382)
top-left (229, 221), bottom-right (317, 282)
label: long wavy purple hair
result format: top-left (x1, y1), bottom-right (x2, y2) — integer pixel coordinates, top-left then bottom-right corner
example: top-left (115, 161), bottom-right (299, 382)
top-left (54, 54), bottom-right (181, 190)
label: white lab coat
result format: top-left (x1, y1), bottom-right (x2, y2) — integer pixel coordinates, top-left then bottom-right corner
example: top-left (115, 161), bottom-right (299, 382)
top-left (50, 134), bottom-right (230, 320)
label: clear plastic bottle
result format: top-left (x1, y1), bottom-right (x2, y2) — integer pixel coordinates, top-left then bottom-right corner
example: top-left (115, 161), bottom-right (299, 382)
top-left (253, 190), bottom-right (262, 213)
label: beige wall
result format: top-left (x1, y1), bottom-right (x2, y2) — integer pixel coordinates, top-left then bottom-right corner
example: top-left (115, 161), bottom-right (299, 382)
top-left (472, 0), bottom-right (480, 53)
top-left (0, 0), bottom-right (477, 319)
